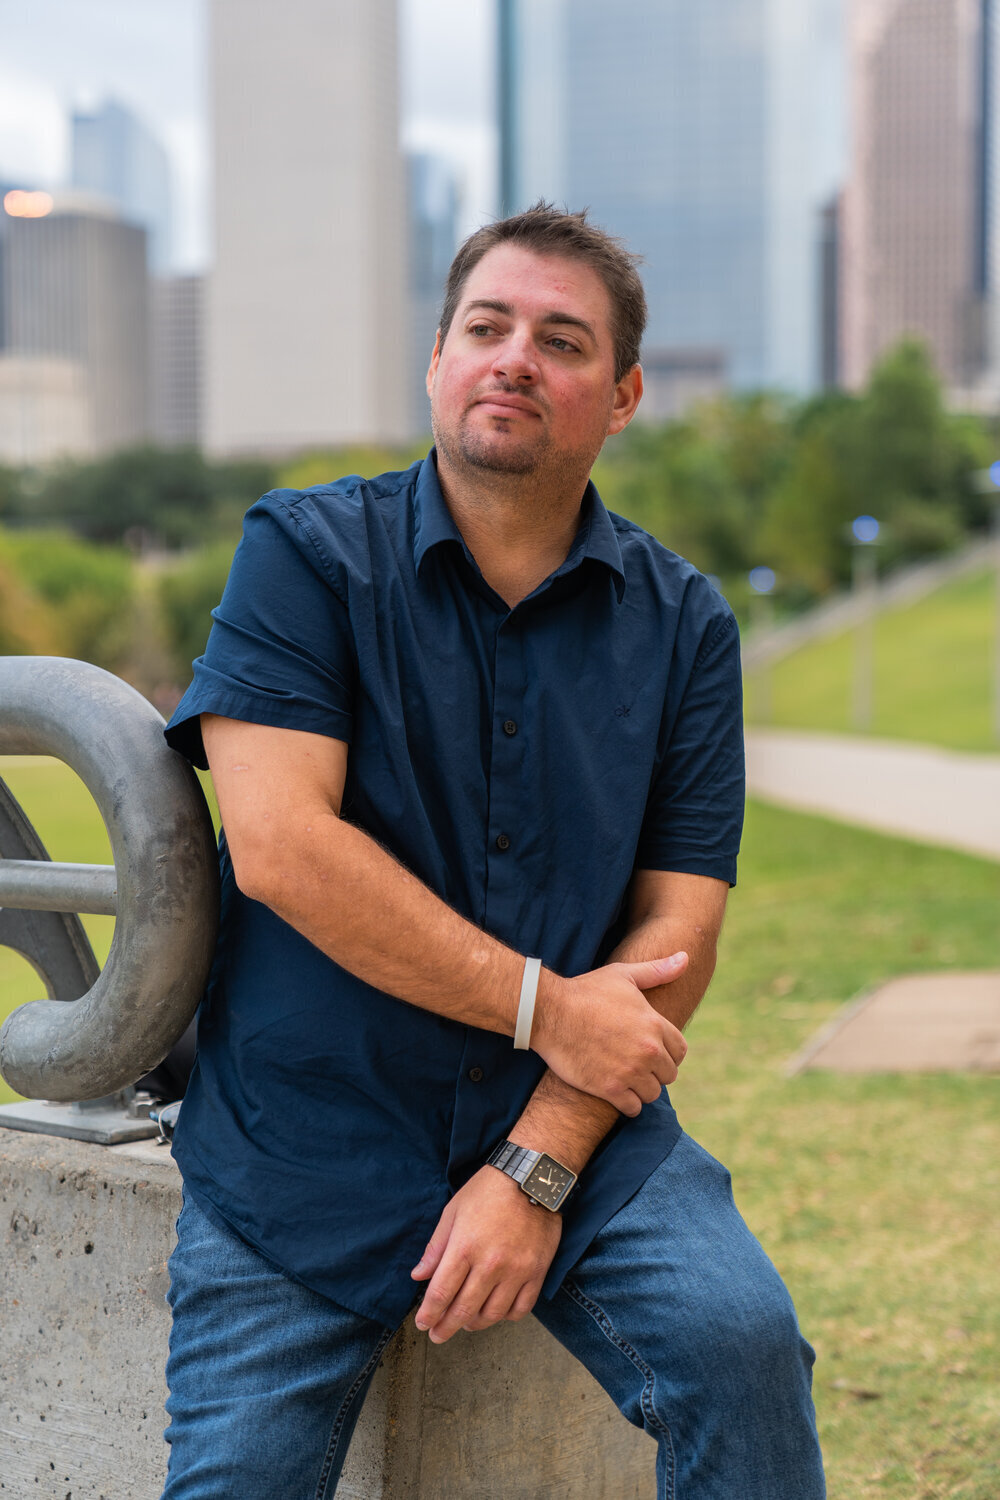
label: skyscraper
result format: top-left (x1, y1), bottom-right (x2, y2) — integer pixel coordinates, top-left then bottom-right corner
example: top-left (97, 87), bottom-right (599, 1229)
top-left (1, 192), bottom-right (150, 456)
top-left (408, 152), bottom-right (459, 434)
top-left (498, 0), bottom-right (845, 398)
top-left (71, 99), bottom-right (174, 274)
top-left (207, 0), bottom-right (411, 455)
top-left (151, 275), bottom-right (203, 448)
top-left (841, 0), bottom-right (984, 391)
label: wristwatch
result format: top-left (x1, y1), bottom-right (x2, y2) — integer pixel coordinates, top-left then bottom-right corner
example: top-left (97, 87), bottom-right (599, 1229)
top-left (486, 1139), bottom-right (577, 1211)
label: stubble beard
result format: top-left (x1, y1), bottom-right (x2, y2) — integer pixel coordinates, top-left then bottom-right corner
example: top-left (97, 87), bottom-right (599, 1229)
top-left (432, 402), bottom-right (552, 480)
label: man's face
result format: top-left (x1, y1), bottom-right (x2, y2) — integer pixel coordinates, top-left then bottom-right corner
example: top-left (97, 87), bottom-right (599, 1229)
top-left (426, 243), bottom-right (641, 482)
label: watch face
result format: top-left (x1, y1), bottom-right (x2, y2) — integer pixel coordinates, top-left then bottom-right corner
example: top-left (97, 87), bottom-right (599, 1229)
top-left (524, 1154), bottom-right (576, 1210)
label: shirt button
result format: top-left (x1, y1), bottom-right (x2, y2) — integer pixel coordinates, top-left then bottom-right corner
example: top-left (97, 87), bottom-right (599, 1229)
top-left (503, 719), bottom-right (518, 736)
top-left (495, 833), bottom-right (511, 851)
top-left (468, 1066), bottom-right (484, 1083)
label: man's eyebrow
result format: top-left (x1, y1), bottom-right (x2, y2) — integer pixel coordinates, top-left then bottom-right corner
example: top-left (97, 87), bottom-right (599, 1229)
top-left (462, 299), bottom-right (598, 343)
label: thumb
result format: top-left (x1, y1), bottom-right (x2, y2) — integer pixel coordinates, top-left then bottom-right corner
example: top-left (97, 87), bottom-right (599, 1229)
top-left (621, 953), bottom-right (688, 991)
top-left (411, 1203), bottom-right (455, 1281)
top-left (411, 1234), bottom-right (445, 1282)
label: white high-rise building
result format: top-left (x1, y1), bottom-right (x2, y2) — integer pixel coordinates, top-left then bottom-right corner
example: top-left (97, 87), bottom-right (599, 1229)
top-left (207, 0), bottom-right (411, 455)
top-left (151, 275), bottom-right (203, 448)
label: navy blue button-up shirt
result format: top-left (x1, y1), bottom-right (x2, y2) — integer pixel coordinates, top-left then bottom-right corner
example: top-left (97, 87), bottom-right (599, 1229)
top-left (164, 452), bottom-right (744, 1327)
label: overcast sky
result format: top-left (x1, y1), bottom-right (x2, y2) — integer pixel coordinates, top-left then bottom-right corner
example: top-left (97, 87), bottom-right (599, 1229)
top-left (0, 0), bottom-right (496, 271)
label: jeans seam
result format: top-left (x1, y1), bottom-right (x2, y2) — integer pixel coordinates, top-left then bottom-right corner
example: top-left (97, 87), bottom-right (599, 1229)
top-left (314, 1324), bottom-right (396, 1500)
top-left (562, 1276), bottom-right (676, 1498)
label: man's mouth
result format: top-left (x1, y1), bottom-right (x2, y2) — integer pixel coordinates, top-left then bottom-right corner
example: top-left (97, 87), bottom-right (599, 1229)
top-left (471, 393), bottom-right (541, 419)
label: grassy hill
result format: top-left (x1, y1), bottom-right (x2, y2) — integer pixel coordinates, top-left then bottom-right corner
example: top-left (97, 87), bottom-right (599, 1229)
top-left (744, 567), bottom-right (998, 753)
top-left (1, 760), bottom-right (998, 1496)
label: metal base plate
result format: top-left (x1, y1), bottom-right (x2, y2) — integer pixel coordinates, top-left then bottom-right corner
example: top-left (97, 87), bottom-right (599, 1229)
top-left (0, 1099), bottom-right (160, 1145)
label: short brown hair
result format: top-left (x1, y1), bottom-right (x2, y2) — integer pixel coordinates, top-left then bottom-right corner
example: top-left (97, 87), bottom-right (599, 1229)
top-left (438, 202), bottom-right (647, 382)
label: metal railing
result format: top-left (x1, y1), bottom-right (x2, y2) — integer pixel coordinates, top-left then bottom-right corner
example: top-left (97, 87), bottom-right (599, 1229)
top-left (0, 657), bottom-right (218, 1130)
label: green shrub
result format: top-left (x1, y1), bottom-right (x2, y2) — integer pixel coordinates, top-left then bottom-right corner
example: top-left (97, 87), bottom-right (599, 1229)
top-left (158, 542), bottom-right (236, 681)
top-left (0, 528), bottom-right (134, 669)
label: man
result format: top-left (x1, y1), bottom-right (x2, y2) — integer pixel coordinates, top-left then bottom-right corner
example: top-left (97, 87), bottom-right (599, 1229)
top-left (161, 205), bottom-right (825, 1498)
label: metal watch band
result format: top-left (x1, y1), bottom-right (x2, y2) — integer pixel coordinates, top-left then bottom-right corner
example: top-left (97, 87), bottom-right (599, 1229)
top-left (486, 1139), bottom-right (537, 1186)
top-left (485, 1138), bottom-right (577, 1210)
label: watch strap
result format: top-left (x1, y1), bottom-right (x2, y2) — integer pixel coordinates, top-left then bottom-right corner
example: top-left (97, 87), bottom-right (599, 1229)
top-left (487, 1139), bottom-right (537, 1186)
top-left (486, 1138), bottom-right (577, 1211)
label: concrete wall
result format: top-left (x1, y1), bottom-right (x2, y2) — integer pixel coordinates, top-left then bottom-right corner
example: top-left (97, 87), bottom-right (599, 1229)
top-left (1, 1132), bottom-right (656, 1499)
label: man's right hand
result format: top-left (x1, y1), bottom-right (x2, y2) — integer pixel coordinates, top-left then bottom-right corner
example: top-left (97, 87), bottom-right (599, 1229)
top-left (531, 955), bottom-right (690, 1116)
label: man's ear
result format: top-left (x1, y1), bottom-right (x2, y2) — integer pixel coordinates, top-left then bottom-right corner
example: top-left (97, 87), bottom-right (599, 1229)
top-left (607, 364), bottom-right (643, 437)
top-left (425, 330), bottom-right (442, 398)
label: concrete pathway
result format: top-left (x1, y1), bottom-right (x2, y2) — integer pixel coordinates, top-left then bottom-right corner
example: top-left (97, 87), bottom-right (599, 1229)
top-left (745, 730), bottom-right (1000, 1074)
top-left (745, 729), bottom-right (1000, 863)
top-left (786, 971), bottom-right (1000, 1074)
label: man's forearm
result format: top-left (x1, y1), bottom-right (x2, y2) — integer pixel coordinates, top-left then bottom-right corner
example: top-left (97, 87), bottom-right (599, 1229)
top-left (206, 717), bottom-right (691, 1115)
top-left (228, 795), bottom-right (686, 1115)
top-left (240, 806), bottom-right (529, 1034)
top-left (509, 916), bottom-right (718, 1172)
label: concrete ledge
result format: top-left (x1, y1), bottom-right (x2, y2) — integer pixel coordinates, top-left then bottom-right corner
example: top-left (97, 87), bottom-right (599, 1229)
top-left (1, 1132), bottom-right (655, 1499)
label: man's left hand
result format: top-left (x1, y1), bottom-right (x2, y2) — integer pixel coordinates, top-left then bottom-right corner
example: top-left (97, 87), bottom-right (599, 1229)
top-left (411, 1166), bottom-right (563, 1343)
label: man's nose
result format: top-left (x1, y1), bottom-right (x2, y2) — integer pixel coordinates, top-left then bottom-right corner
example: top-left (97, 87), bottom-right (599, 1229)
top-left (491, 331), bottom-right (539, 384)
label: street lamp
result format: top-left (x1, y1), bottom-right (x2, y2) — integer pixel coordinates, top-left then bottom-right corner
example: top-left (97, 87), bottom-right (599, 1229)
top-left (850, 515), bottom-right (880, 733)
top-left (748, 566), bottom-right (776, 723)
top-left (987, 465), bottom-right (1000, 744)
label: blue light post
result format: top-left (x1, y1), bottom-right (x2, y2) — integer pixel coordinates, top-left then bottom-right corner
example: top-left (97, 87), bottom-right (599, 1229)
top-left (988, 465), bottom-right (1000, 743)
top-left (851, 515), bottom-right (880, 732)
top-left (748, 566), bottom-right (776, 723)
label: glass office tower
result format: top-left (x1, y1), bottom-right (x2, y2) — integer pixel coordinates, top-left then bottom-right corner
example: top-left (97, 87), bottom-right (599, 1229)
top-left (499, 0), bottom-right (845, 400)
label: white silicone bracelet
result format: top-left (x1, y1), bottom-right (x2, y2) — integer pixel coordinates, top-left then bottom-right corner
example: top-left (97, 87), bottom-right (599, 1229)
top-left (514, 956), bottom-right (542, 1051)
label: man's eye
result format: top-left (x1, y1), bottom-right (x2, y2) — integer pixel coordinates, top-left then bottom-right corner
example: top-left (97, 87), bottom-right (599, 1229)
top-left (469, 323), bottom-right (494, 337)
top-left (548, 337), bottom-right (577, 353)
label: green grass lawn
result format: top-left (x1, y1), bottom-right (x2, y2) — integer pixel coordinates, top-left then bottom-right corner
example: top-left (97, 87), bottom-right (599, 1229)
top-left (745, 567), bottom-right (1000, 753)
top-left (1, 760), bottom-right (998, 1496)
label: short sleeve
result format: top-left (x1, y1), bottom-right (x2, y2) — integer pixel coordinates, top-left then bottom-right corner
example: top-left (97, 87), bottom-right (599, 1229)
top-left (164, 496), bottom-right (357, 769)
top-left (636, 611), bottom-right (745, 885)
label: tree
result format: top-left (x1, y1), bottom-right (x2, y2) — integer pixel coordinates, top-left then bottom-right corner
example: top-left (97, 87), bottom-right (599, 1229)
top-left (28, 446), bottom-right (276, 550)
top-left (157, 542), bottom-right (236, 682)
top-left (0, 528), bottom-right (135, 670)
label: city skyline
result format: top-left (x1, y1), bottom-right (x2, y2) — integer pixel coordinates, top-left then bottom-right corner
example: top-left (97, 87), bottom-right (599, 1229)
top-left (501, 0), bottom-right (846, 398)
top-left (0, 0), bottom-right (496, 272)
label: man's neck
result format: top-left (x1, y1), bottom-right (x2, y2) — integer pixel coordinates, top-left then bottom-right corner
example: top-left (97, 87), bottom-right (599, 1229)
top-left (434, 452), bottom-right (590, 609)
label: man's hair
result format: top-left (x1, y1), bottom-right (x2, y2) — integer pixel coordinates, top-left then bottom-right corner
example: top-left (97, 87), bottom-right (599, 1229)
top-left (438, 202), bottom-right (647, 382)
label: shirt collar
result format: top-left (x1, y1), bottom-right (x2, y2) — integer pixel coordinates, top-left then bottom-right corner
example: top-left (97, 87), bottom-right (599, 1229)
top-left (412, 450), bottom-right (626, 603)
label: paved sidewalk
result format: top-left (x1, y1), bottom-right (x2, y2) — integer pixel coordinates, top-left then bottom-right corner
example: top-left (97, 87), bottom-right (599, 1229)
top-left (745, 729), bottom-right (1000, 1073)
top-left (786, 971), bottom-right (1000, 1074)
top-left (745, 729), bottom-right (1000, 862)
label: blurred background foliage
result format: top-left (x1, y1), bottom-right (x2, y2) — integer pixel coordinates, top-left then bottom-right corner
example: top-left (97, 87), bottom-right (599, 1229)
top-left (0, 336), bottom-right (995, 701)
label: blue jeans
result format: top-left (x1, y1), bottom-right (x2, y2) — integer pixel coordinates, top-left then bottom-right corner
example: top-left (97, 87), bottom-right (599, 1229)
top-left (161, 1135), bottom-right (825, 1498)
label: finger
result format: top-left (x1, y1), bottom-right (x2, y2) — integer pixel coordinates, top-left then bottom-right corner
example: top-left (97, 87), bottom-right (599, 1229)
top-left (462, 1279), bottom-right (520, 1332)
top-left (613, 1086), bottom-right (644, 1117)
top-left (652, 1055), bottom-right (680, 1086)
top-left (504, 1280), bottom-right (541, 1323)
top-left (411, 1235), bottom-right (447, 1282)
top-left (621, 953), bottom-right (688, 991)
top-left (410, 1207), bottom-right (454, 1281)
top-left (414, 1251), bottom-right (470, 1332)
top-left (636, 1074), bottom-right (665, 1104)
top-left (663, 1026), bottom-right (688, 1066)
top-left (427, 1270), bottom-right (498, 1344)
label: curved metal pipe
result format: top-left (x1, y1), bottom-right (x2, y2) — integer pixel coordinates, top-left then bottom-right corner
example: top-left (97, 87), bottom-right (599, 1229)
top-left (0, 656), bottom-right (219, 1101)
